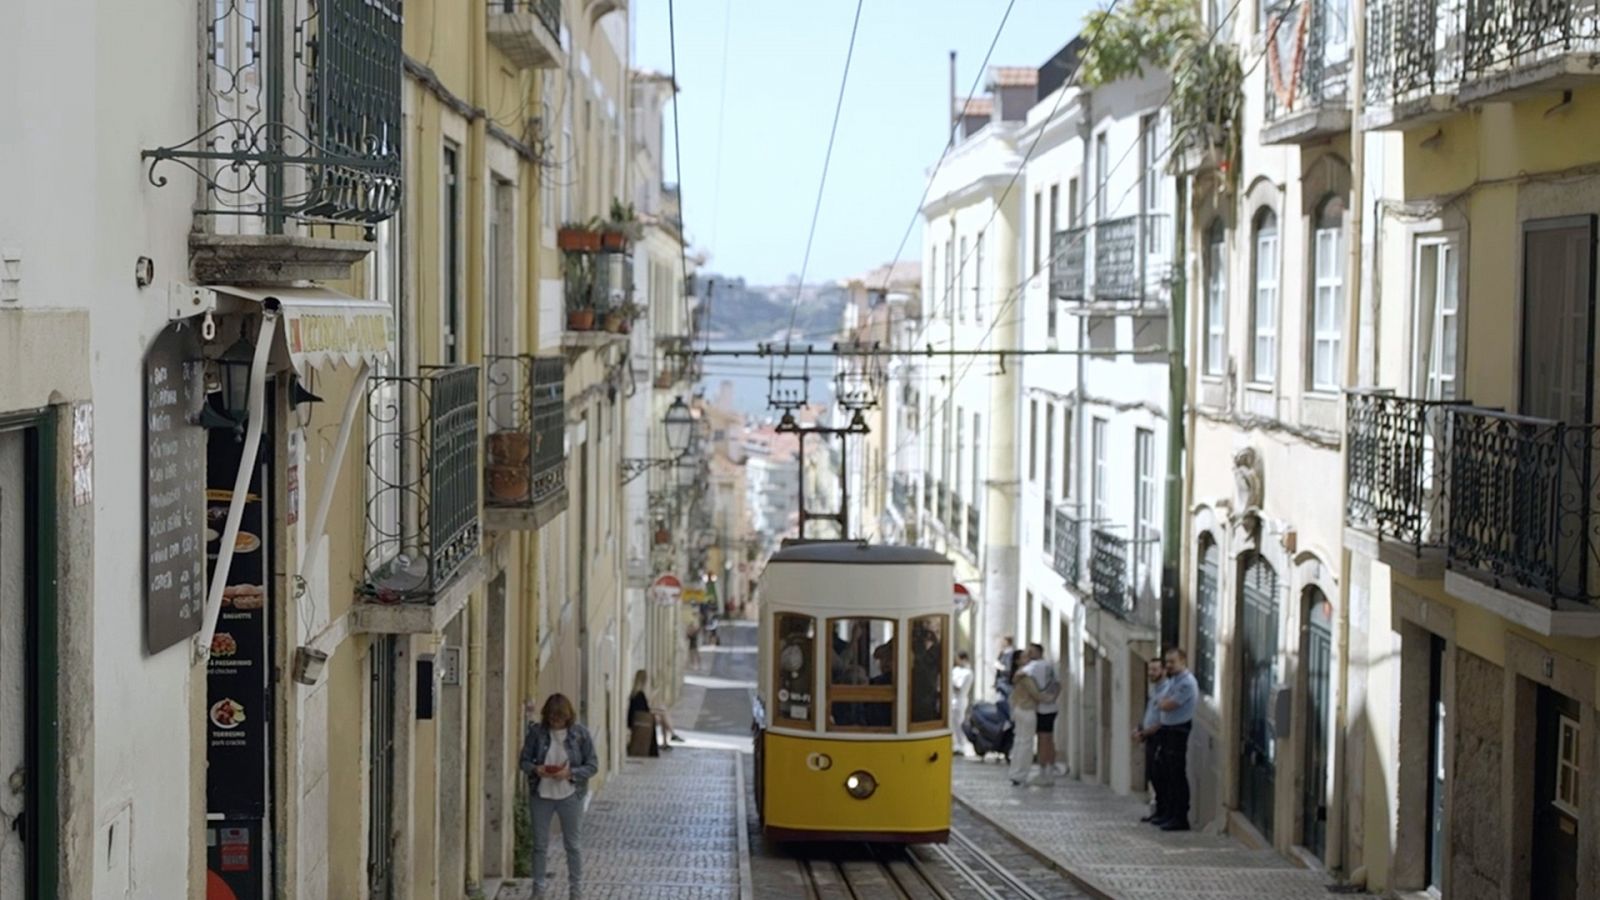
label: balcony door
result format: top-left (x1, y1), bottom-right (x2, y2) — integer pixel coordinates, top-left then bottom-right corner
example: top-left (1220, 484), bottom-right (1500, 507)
top-left (1521, 217), bottom-right (1596, 425)
top-left (1237, 553), bottom-right (1279, 839)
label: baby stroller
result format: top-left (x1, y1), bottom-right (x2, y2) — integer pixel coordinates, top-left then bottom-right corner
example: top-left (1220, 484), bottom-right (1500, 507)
top-left (963, 701), bottom-right (1014, 762)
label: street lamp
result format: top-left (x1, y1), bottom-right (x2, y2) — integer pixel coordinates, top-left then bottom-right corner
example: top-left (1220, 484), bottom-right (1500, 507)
top-left (199, 333), bottom-right (256, 431)
top-left (621, 395), bottom-right (700, 484)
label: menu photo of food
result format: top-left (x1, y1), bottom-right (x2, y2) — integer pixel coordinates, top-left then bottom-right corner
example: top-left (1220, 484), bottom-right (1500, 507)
top-left (209, 698), bottom-right (247, 730)
top-left (210, 632), bottom-right (238, 658)
top-left (221, 584), bottom-right (265, 610)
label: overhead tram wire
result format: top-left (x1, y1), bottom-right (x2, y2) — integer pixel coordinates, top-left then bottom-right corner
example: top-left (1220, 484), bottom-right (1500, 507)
top-left (782, 0), bottom-right (867, 348)
top-left (875, 0), bottom-right (1018, 298)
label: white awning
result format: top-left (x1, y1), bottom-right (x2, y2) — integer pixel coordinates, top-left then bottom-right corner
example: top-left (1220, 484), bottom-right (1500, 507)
top-left (213, 285), bottom-right (395, 375)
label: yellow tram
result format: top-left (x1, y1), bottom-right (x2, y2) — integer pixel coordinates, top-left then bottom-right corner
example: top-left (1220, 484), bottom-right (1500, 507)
top-left (753, 542), bottom-right (955, 843)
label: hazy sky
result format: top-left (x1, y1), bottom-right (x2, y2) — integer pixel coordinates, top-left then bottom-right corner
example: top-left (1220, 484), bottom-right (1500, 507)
top-left (632, 1), bottom-right (1096, 286)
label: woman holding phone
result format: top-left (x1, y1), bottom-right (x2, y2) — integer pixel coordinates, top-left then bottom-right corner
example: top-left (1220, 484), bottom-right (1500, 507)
top-left (519, 693), bottom-right (599, 899)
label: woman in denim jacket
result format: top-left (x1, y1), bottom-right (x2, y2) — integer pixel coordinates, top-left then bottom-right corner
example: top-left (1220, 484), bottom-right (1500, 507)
top-left (519, 693), bottom-right (599, 899)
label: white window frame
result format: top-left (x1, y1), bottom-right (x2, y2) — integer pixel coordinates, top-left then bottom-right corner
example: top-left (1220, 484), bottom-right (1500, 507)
top-left (958, 236), bottom-right (968, 322)
top-left (1311, 223), bottom-right (1344, 392)
top-left (1134, 428), bottom-right (1157, 582)
top-left (974, 231), bottom-right (985, 323)
top-left (1095, 133), bottom-right (1109, 222)
top-left (1412, 235), bottom-right (1463, 401)
top-left (1029, 400), bottom-right (1039, 482)
top-left (1251, 212), bottom-right (1280, 384)
top-left (1091, 418), bottom-right (1108, 523)
top-left (1555, 714), bottom-right (1581, 817)
top-left (1205, 222), bottom-right (1227, 376)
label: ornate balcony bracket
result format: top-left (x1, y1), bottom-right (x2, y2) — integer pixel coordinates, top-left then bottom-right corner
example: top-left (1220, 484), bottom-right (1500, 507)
top-left (620, 455), bottom-right (683, 485)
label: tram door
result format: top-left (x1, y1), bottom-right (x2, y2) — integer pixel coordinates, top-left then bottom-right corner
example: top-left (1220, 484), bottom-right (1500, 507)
top-left (1300, 590), bottom-right (1332, 859)
top-left (1237, 554), bottom-right (1279, 839)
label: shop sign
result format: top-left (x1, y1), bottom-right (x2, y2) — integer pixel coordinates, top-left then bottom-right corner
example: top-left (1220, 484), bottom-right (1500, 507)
top-left (144, 324), bottom-right (207, 653)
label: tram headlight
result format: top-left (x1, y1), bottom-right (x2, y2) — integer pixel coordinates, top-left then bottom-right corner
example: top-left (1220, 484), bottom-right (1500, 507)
top-left (844, 770), bottom-right (877, 800)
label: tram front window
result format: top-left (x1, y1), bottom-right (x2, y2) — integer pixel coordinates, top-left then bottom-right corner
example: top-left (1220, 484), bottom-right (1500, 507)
top-left (774, 613), bottom-right (816, 728)
top-left (828, 618), bottom-right (896, 731)
top-left (909, 615), bottom-right (948, 729)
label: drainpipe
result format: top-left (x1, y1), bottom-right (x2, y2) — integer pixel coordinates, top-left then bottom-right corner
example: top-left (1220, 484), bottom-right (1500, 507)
top-left (1336, 0), bottom-right (1367, 881)
top-left (197, 303), bottom-right (281, 663)
top-left (1162, 175), bottom-right (1188, 652)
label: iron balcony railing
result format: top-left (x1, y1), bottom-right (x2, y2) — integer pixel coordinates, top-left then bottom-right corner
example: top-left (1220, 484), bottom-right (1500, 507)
top-left (1446, 407), bottom-right (1600, 607)
top-left (363, 366), bottom-right (482, 602)
top-left (924, 472), bottom-right (935, 513)
top-left (1263, 0), bottom-right (1353, 124)
top-left (1050, 227), bottom-right (1088, 301)
top-left (1090, 529), bottom-right (1132, 617)
top-left (143, 0), bottom-right (403, 224)
top-left (1053, 506), bottom-right (1080, 584)
top-left (949, 492), bottom-right (965, 537)
top-left (966, 504), bottom-right (979, 557)
top-left (1364, 0), bottom-right (1466, 107)
top-left (1345, 390), bottom-right (1467, 556)
top-left (1043, 497), bottom-right (1056, 554)
top-left (936, 480), bottom-right (948, 525)
top-left (490, 0), bottom-right (560, 40)
top-left (1462, 0), bottom-right (1600, 84)
top-left (1092, 214), bottom-right (1171, 305)
top-left (484, 355), bottom-right (567, 512)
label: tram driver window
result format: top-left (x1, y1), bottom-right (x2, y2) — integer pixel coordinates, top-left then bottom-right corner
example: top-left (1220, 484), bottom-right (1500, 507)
top-left (774, 613), bottom-right (816, 727)
top-left (909, 615), bottom-right (948, 730)
top-left (827, 618), bottom-right (896, 732)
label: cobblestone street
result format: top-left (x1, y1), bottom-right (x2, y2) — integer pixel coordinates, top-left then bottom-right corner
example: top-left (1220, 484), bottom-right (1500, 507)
top-left (952, 760), bottom-right (1373, 900)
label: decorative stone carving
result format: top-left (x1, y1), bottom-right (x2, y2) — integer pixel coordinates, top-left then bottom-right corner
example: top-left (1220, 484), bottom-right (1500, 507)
top-left (1232, 446), bottom-right (1263, 511)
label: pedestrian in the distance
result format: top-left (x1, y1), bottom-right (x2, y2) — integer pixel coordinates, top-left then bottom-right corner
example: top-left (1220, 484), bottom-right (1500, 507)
top-left (1134, 656), bottom-right (1168, 823)
top-left (994, 635), bottom-right (1017, 698)
top-left (1017, 643), bottom-right (1060, 785)
top-left (1154, 648), bottom-right (1198, 831)
top-left (520, 693), bottom-right (599, 899)
top-left (686, 617), bottom-right (701, 670)
top-left (950, 651), bottom-right (974, 756)
top-left (1006, 657), bottom-right (1046, 786)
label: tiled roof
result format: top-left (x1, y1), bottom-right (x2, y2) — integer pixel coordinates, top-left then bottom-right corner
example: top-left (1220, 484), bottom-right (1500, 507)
top-left (956, 96), bottom-right (994, 116)
top-left (988, 66), bottom-right (1039, 87)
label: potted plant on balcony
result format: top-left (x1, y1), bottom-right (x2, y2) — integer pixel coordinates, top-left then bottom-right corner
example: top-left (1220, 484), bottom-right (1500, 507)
top-left (558, 220), bottom-right (602, 253)
top-left (602, 199), bottom-right (643, 251)
top-left (563, 251), bottom-right (598, 330)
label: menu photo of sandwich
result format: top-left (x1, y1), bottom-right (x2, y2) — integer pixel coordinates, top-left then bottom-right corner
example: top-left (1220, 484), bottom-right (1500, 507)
top-left (221, 584), bottom-right (265, 610)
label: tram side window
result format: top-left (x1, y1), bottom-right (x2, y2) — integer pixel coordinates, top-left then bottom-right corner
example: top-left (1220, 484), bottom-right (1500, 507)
top-left (774, 613), bottom-right (817, 727)
top-left (909, 615), bottom-right (948, 729)
top-left (827, 618), bottom-right (896, 732)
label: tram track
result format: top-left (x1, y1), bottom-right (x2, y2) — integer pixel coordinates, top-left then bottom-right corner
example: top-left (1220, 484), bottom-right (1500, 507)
top-left (791, 826), bottom-right (1059, 900)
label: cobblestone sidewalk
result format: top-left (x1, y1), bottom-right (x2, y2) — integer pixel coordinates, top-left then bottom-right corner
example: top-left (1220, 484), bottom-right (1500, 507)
top-left (493, 748), bottom-right (747, 900)
top-left (952, 759), bottom-right (1372, 900)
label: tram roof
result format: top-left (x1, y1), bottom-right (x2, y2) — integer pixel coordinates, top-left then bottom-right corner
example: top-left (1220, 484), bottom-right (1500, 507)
top-left (767, 541), bottom-right (951, 566)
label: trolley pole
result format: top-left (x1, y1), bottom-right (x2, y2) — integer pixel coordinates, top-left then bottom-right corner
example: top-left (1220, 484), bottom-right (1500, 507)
top-left (787, 417), bottom-right (868, 541)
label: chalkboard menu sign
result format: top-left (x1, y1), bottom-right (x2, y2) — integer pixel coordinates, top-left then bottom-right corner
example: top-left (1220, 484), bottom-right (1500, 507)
top-left (144, 324), bottom-right (208, 654)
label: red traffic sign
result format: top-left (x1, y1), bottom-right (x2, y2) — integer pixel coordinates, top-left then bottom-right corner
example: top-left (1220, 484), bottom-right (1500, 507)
top-left (953, 582), bottom-right (972, 613)
top-left (651, 574), bottom-right (683, 606)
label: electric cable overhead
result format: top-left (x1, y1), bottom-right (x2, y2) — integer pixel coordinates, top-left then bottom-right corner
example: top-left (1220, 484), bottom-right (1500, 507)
top-left (783, 0), bottom-right (867, 347)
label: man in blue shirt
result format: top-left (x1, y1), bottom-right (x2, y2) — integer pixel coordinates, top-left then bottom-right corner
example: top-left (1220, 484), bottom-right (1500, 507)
top-left (1132, 657), bottom-right (1167, 822)
top-left (1154, 647), bottom-right (1199, 831)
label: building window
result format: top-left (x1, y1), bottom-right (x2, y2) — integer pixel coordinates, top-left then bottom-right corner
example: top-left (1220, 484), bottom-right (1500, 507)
top-left (1091, 418), bottom-right (1107, 522)
top-left (974, 231), bottom-right (985, 323)
top-left (971, 411), bottom-right (982, 510)
top-left (1140, 114), bottom-right (1164, 253)
top-left (1135, 428), bottom-right (1157, 584)
top-left (1044, 405), bottom-right (1056, 501)
top-left (1195, 537), bottom-right (1218, 695)
top-left (928, 247), bottom-right (937, 312)
top-left (1555, 714), bottom-right (1581, 816)
top-left (1047, 186), bottom-right (1059, 338)
top-left (1310, 196), bottom-right (1346, 392)
top-left (1095, 133), bottom-right (1109, 221)
top-left (1204, 219), bottom-right (1227, 376)
top-left (944, 239), bottom-right (954, 319)
top-left (1251, 208), bottom-right (1280, 383)
top-left (443, 143), bottom-right (463, 363)
top-left (1068, 177), bottom-right (1080, 228)
top-left (1029, 400), bottom-right (1039, 482)
top-left (958, 236), bottom-right (968, 322)
top-left (1033, 191), bottom-right (1044, 274)
top-left (367, 217), bottom-right (402, 571)
top-left (1415, 237), bottom-right (1461, 401)
top-left (956, 406), bottom-right (966, 502)
top-left (1061, 408), bottom-right (1072, 499)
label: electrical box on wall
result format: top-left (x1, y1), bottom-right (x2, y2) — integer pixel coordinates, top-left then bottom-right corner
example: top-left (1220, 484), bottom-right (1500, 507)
top-left (439, 646), bottom-right (462, 686)
top-left (417, 654), bottom-right (436, 720)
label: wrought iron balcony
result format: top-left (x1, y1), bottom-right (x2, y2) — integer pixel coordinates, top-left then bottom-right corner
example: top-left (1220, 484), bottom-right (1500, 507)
top-left (966, 504), bottom-right (979, 557)
top-left (1460, 0), bottom-right (1600, 100)
top-left (949, 492), bottom-right (965, 538)
top-left (1345, 390), bottom-right (1466, 559)
top-left (935, 480), bottom-right (948, 524)
top-left (1363, 0), bottom-right (1465, 126)
top-left (1043, 497), bottom-right (1055, 553)
top-left (483, 355), bottom-right (568, 530)
top-left (487, 0), bottom-right (564, 69)
top-left (892, 473), bottom-right (914, 516)
top-left (924, 472), bottom-right (935, 513)
top-left (1090, 529), bottom-right (1132, 617)
top-left (143, 0), bottom-right (403, 228)
top-left (1089, 215), bottom-right (1170, 307)
top-left (1262, 0), bottom-right (1354, 144)
top-left (1446, 408), bottom-right (1600, 608)
top-left (1053, 506), bottom-right (1080, 585)
top-left (362, 366), bottom-right (482, 604)
top-left (1050, 227), bottom-right (1088, 301)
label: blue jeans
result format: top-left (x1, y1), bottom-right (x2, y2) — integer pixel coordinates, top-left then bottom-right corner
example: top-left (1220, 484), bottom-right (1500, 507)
top-left (531, 791), bottom-right (584, 892)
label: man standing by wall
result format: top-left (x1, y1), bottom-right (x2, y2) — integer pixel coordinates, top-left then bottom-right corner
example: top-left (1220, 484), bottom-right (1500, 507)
top-left (1134, 657), bottom-right (1168, 823)
top-left (1154, 648), bottom-right (1198, 831)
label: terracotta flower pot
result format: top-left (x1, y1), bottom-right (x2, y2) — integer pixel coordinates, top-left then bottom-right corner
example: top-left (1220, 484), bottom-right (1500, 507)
top-left (603, 311), bottom-right (625, 333)
top-left (486, 465), bottom-right (530, 504)
top-left (600, 230), bottom-right (628, 251)
top-left (558, 228), bottom-right (602, 252)
top-left (487, 432), bottom-right (531, 467)
top-left (567, 309), bottom-right (596, 331)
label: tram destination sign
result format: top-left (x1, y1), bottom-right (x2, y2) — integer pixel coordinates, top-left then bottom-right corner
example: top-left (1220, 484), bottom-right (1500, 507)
top-left (144, 324), bottom-right (208, 654)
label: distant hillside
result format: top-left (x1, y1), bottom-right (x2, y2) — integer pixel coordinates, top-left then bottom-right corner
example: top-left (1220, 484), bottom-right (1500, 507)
top-left (700, 274), bottom-right (847, 342)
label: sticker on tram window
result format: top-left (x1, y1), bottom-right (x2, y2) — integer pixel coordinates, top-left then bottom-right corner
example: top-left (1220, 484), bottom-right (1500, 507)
top-left (790, 705), bottom-right (809, 719)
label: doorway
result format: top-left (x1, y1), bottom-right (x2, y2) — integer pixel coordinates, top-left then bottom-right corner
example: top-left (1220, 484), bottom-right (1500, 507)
top-left (1425, 635), bottom-right (1446, 892)
top-left (1300, 589), bottom-right (1332, 860)
top-left (1531, 685), bottom-right (1580, 900)
top-left (0, 418), bottom-right (57, 898)
top-left (482, 574), bottom-right (508, 879)
top-left (1081, 643), bottom-right (1100, 780)
top-left (1237, 553), bottom-right (1279, 839)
